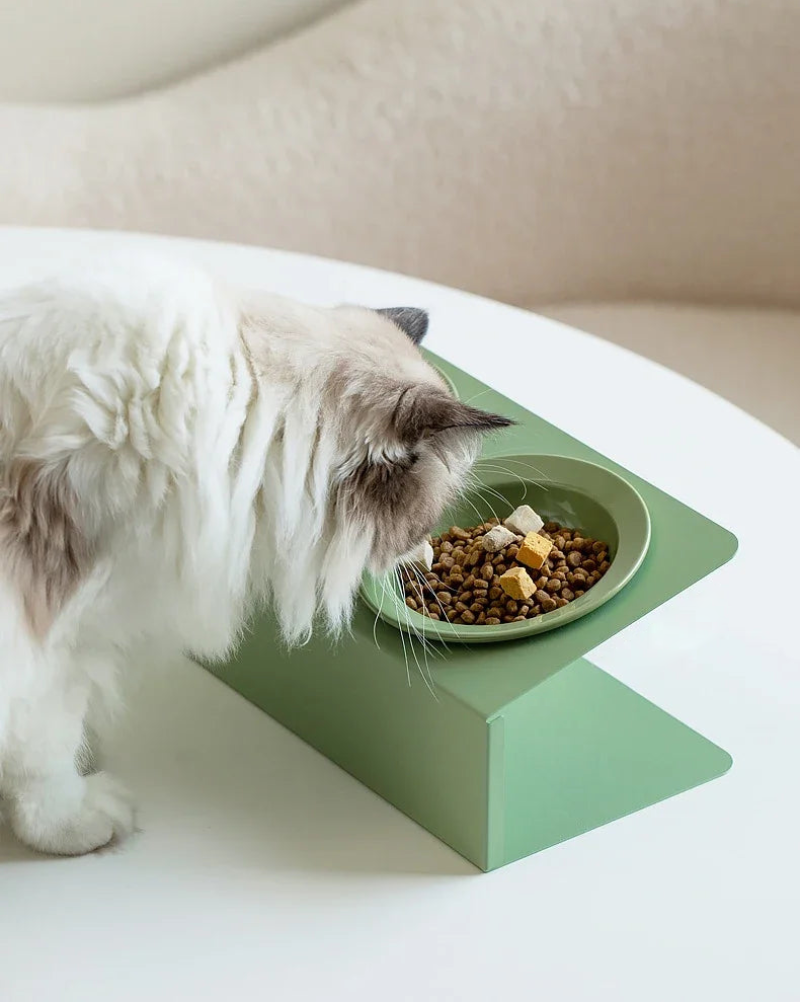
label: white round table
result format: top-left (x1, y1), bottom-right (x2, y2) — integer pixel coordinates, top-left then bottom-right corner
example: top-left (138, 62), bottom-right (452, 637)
top-left (1, 228), bottom-right (798, 1002)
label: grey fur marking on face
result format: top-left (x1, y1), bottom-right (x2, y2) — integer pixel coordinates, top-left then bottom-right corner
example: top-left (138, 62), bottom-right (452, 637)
top-left (340, 380), bottom-right (514, 566)
top-left (376, 307), bottom-right (429, 345)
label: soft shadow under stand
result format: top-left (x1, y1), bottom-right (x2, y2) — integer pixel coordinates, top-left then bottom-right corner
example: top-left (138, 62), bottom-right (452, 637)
top-left (201, 355), bottom-right (737, 872)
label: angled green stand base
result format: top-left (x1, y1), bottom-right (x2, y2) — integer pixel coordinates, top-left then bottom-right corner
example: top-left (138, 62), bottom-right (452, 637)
top-left (491, 657), bottom-right (731, 867)
top-left (202, 352), bottom-right (735, 871)
top-left (207, 638), bottom-right (730, 872)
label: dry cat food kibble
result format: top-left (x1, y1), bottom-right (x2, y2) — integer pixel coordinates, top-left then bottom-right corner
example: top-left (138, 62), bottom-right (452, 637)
top-left (400, 515), bottom-right (612, 626)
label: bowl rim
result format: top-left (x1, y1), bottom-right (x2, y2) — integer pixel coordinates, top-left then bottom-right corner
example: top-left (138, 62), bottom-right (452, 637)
top-left (358, 453), bottom-right (651, 645)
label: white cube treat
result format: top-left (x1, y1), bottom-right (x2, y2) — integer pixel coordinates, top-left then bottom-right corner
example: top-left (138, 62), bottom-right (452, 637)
top-left (407, 539), bottom-right (434, 572)
top-left (482, 525), bottom-right (517, 552)
top-left (503, 505), bottom-right (544, 537)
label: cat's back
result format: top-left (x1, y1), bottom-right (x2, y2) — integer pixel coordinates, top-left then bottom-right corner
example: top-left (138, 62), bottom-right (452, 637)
top-left (0, 251), bottom-right (232, 364)
top-left (0, 251), bottom-right (239, 457)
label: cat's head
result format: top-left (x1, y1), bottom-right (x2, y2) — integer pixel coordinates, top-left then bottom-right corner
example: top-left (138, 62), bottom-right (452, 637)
top-left (243, 297), bottom-right (511, 642)
top-left (333, 306), bottom-right (511, 569)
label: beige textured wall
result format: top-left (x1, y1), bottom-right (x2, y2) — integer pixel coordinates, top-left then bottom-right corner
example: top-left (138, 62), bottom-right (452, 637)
top-left (4, 0), bottom-right (800, 311)
top-left (0, 0), bottom-right (348, 102)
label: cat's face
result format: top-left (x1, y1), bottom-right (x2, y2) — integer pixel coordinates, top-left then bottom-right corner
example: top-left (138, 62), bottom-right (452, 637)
top-left (326, 306), bottom-right (510, 571)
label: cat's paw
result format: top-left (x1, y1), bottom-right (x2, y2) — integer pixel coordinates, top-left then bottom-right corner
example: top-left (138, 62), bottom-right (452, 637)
top-left (8, 772), bottom-right (136, 856)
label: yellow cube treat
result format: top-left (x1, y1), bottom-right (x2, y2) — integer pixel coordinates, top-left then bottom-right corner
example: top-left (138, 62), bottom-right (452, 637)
top-left (499, 566), bottom-right (536, 601)
top-left (517, 531), bottom-right (553, 570)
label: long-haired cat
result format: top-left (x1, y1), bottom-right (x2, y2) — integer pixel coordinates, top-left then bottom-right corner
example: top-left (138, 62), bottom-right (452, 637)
top-left (0, 253), bottom-right (509, 855)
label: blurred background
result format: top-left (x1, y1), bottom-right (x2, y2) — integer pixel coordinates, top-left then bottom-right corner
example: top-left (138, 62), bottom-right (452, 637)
top-left (1, 0), bottom-right (797, 443)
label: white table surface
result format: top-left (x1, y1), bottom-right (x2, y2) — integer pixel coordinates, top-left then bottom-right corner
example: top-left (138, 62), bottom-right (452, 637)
top-left (1, 227), bottom-right (798, 1002)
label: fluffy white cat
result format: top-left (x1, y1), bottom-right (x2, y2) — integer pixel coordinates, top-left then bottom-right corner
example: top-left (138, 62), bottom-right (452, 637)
top-left (0, 253), bottom-right (509, 856)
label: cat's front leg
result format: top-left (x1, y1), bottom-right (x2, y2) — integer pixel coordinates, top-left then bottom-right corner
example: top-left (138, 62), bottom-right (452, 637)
top-left (0, 678), bottom-right (135, 856)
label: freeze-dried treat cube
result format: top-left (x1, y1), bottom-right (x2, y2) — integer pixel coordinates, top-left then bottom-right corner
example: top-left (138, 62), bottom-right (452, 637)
top-left (499, 567), bottom-right (536, 601)
top-left (407, 539), bottom-right (434, 572)
top-left (517, 531), bottom-right (554, 570)
top-left (482, 525), bottom-right (516, 552)
top-left (503, 505), bottom-right (544, 536)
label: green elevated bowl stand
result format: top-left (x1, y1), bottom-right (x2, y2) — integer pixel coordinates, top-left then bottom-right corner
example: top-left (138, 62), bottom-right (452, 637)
top-left (201, 355), bottom-right (737, 871)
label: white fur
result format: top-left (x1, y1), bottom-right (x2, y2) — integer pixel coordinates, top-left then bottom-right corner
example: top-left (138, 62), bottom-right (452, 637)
top-left (0, 252), bottom-right (468, 855)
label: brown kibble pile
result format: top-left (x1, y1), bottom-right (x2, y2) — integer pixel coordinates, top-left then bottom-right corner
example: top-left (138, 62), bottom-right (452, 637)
top-left (401, 519), bottom-right (612, 626)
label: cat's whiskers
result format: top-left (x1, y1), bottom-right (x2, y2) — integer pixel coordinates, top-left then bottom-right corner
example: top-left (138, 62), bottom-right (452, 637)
top-left (390, 573), bottom-right (417, 689)
top-left (405, 563), bottom-right (461, 651)
top-left (403, 563), bottom-right (453, 654)
top-left (396, 569), bottom-right (438, 698)
top-left (393, 576), bottom-right (414, 688)
top-left (461, 486), bottom-right (497, 528)
top-left (472, 463), bottom-right (535, 502)
top-left (469, 479), bottom-right (519, 516)
top-left (372, 571), bottom-right (390, 653)
top-left (474, 457), bottom-right (552, 491)
top-left (463, 472), bottom-right (503, 524)
top-left (397, 566), bottom-right (439, 656)
top-left (461, 388), bottom-right (494, 406)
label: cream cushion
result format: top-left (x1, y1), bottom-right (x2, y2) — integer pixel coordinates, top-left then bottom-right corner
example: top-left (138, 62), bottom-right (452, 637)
top-left (540, 304), bottom-right (800, 445)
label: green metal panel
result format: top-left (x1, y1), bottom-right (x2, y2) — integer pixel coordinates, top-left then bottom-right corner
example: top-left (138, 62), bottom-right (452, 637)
top-left (494, 658), bottom-right (732, 869)
top-left (209, 624), bottom-right (492, 869)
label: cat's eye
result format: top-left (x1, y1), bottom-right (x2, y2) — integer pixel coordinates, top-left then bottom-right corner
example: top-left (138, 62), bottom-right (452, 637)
top-left (385, 451), bottom-right (419, 471)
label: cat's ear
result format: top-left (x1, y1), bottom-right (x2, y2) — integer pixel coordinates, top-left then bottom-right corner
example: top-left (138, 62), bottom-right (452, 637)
top-left (376, 307), bottom-right (429, 345)
top-left (392, 390), bottom-right (513, 444)
top-left (0, 459), bottom-right (94, 638)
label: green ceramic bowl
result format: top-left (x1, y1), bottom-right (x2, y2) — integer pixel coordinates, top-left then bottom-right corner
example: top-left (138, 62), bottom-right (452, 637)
top-left (360, 454), bottom-right (651, 644)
